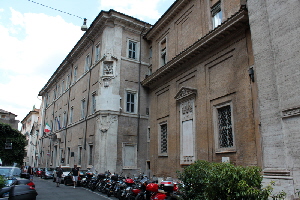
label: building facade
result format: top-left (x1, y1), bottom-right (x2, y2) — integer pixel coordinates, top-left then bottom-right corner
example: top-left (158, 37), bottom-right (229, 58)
top-left (20, 108), bottom-right (40, 167)
top-left (142, 0), bottom-right (260, 178)
top-left (0, 109), bottom-right (19, 130)
top-left (247, 0), bottom-right (300, 198)
top-left (38, 10), bottom-right (152, 176)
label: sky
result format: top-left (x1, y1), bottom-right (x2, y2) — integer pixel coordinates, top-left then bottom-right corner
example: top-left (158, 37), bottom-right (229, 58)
top-left (0, 0), bottom-right (176, 128)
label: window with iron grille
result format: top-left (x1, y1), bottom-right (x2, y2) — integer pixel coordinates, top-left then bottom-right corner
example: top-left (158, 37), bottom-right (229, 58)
top-left (217, 105), bottom-right (233, 148)
top-left (160, 123), bottom-right (168, 154)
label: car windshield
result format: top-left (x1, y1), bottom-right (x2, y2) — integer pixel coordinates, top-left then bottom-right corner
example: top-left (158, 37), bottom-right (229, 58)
top-left (0, 167), bottom-right (21, 177)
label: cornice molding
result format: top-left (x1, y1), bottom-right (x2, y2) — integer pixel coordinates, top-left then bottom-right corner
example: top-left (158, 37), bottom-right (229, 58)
top-left (142, 7), bottom-right (249, 88)
top-left (175, 87), bottom-right (197, 102)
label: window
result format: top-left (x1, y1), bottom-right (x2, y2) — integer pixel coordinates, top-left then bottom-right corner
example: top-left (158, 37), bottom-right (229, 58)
top-left (78, 147), bottom-right (82, 165)
top-left (159, 123), bottom-right (168, 155)
top-left (128, 40), bottom-right (137, 59)
top-left (53, 89), bottom-right (56, 100)
top-left (61, 80), bottom-right (64, 93)
top-left (95, 44), bottom-right (100, 61)
top-left (126, 92), bottom-right (136, 113)
top-left (180, 99), bottom-right (195, 165)
top-left (73, 67), bottom-right (78, 83)
top-left (57, 84), bottom-right (60, 96)
top-left (45, 93), bottom-right (48, 107)
top-left (69, 107), bottom-right (73, 124)
top-left (211, 1), bottom-right (222, 28)
top-left (54, 117), bottom-right (57, 131)
top-left (57, 116), bottom-right (61, 130)
top-left (160, 39), bottom-right (167, 67)
top-left (149, 47), bottom-right (152, 58)
top-left (214, 102), bottom-right (235, 152)
top-left (67, 147), bottom-right (70, 165)
top-left (81, 99), bottom-right (86, 119)
top-left (122, 143), bottom-right (137, 169)
top-left (92, 93), bottom-right (96, 114)
top-left (88, 145), bottom-right (93, 165)
top-left (85, 54), bottom-right (91, 71)
top-left (66, 74), bottom-right (70, 89)
top-left (63, 112), bottom-right (67, 127)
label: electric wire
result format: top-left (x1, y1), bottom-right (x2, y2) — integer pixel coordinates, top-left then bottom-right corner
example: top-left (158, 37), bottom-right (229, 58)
top-left (27, 0), bottom-right (85, 19)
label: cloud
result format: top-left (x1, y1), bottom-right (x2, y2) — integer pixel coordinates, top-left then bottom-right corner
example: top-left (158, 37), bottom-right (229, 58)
top-left (99, 0), bottom-right (163, 23)
top-left (0, 8), bottom-right (83, 125)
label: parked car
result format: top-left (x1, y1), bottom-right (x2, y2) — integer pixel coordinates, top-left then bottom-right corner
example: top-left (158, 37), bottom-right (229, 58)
top-left (0, 167), bottom-right (21, 177)
top-left (53, 166), bottom-right (72, 183)
top-left (41, 168), bottom-right (54, 179)
top-left (63, 170), bottom-right (88, 186)
top-left (0, 166), bottom-right (38, 200)
top-left (35, 168), bottom-right (43, 177)
top-left (0, 185), bottom-right (38, 200)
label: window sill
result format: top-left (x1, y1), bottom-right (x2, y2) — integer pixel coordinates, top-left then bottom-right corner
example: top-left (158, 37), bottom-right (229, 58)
top-left (215, 149), bottom-right (236, 154)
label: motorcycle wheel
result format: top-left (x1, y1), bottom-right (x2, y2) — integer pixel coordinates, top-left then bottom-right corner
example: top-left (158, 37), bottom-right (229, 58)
top-left (135, 193), bottom-right (144, 200)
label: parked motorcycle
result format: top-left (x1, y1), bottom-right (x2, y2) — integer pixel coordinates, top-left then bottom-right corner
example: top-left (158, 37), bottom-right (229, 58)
top-left (135, 178), bottom-right (180, 200)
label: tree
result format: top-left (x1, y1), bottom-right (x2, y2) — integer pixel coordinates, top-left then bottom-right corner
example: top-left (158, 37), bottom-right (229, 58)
top-left (0, 123), bottom-right (26, 166)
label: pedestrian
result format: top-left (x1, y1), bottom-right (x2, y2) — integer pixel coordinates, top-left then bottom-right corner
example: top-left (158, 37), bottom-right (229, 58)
top-left (56, 165), bottom-right (63, 187)
top-left (72, 164), bottom-right (79, 188)
top-left (28, 166), bottom-right (34, 181)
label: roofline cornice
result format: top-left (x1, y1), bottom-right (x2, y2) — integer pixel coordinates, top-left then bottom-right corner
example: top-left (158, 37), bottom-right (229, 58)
top-left (39, 10), bottom-right (151, 96)
top-left (142, 7), bottom-right (249, 88)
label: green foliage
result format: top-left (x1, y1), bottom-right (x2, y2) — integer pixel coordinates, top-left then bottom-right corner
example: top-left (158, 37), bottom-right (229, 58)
top-left (0, 175), bottom-right (6, 189)
top-left (264, 181), bottom-right (286, 200)
top-left (177, 160), bottom-right (269, 200)
top-left (0, 123), bottom-right (26, 166)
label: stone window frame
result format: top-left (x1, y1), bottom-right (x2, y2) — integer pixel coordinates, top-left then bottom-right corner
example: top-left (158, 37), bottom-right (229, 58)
top-left (85, 53), bottom-right (91, 72)
top-left (158, 121), bottom-right (168, 157)
top-left (127, 39), bottom-right (140, 60)
top-left (73, 66), bottom-right (78, 83)
top-left (95, 43), bottom-right (101, 62)
top-left (88, 144), bottom-right (93, 165)
top-left (78, 146), bottom-right (82, 165)
top-left (125, 89), bottom-right (137, 114)
top-left (69, 106), bottom-right (74, 124)
top-left (122, 142), bottom-right (137, 169)
top-left (213, 101), bottom-right (236, 153)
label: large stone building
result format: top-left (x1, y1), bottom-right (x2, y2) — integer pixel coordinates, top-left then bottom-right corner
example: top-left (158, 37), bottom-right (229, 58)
top-left (142, 0), bottom-right (260, 178)
top-left (0, 109), bottom-right (19, 130)
top-left (38, 10), bottom-right (151, 175)
top-left (247, 0), bottom-right (300, 198)
top-left (20, 108), bottom-right (40, 167)
top-left (34, 0), bottom-right (300, 198)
